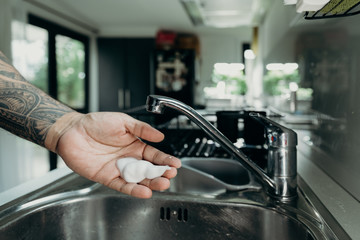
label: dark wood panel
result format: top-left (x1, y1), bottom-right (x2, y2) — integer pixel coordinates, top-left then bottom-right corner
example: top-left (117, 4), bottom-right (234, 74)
top-left (98, 38), bottom-right (155, 111)
top-left (125, 38), bottom-right (155, 108)
top-left (98, 38), bottom-right (126, 111)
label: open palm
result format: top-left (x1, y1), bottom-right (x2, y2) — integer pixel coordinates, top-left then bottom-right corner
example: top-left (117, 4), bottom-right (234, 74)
top-left (56, 112), bottom-right (181, 198)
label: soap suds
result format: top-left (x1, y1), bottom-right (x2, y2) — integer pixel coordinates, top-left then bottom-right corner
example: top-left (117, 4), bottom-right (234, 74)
top-left (116, 157), bottom-right (171, 183)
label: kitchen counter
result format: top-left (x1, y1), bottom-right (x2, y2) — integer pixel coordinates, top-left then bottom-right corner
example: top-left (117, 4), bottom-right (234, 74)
top-left (0, 166), bottom-right (73, 206)
top-left (296, 130), bottom-right (360, 239)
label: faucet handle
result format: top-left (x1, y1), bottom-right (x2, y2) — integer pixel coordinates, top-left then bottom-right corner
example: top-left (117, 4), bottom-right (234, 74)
top-left (250, 112), bottom-right (298, 199)
top-left (249, 113), bottom-right (297, 148)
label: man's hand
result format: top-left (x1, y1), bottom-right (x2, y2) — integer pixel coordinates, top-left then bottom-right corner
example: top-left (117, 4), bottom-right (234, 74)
top-left (47, 112), bottom-right (181, 199)
top-left (0, 50), bottom-right (180, 197)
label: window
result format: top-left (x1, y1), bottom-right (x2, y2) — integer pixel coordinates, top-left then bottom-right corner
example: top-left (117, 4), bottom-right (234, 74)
top-left (11, 15), bottom-right (89, 177)
top-left (56, 35), bottom-right (86, 109)
top-left (28, 14), bottom-right (89, 113)
top-left (11, 20), bottom-right (51, 178)
top-left (12, 21), bottom-right (49, 93)
top-left (204, 63), bottom-right (247, 98)
top-left (263, 63), bottom-right (313, 114)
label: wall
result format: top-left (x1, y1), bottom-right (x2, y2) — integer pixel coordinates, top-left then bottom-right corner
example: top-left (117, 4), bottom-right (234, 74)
top-left (0, 0), bottom-right (29, 192)
top-left (0, 0), bottom-right (12, 58)
top-left (260, 2), bottom-right (360, 201)
top-left (260, 1), bottom-right (300, 63)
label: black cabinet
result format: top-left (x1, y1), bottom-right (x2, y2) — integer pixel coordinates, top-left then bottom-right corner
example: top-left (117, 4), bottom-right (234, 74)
top-left (98, 38), bottom-right (155, 111)
top-left (154, 49), bottom-right (195, 107)
top-left (153, 49), bottom-right (196, 124)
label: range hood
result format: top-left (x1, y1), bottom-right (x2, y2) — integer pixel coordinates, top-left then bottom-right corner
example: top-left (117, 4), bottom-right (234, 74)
top-left (180, 0), bottom-right (271, 28)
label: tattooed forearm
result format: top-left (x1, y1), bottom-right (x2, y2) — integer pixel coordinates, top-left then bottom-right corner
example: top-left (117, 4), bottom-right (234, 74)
top-left (0, 51), bottom-right (73, 147)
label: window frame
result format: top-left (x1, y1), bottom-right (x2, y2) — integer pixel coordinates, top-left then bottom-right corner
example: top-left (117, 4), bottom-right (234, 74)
top-left (28, 14), bottom-right (90, 170)
top-left (28, 14), bottom-right (90, 113)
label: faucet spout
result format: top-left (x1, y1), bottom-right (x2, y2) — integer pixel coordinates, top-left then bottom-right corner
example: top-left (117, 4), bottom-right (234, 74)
top-left (146, 95), bottom-right (297, 201)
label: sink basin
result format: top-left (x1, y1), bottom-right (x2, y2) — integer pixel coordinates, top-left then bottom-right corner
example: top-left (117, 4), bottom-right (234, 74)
top-left (167, 158), bottom-right (258, 195)
top-left (1, 191), bottom-right (315, 240)
top-left (182, 157), bottom-right (251, 185)
top-left (0, 161), bottom-right (348, 240)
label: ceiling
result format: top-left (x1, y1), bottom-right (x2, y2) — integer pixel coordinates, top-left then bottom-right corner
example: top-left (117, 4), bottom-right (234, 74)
top-left (25, 0), bottom-right (263, 37)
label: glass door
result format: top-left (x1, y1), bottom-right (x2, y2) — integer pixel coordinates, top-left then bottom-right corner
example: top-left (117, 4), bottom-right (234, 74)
top-left (11, 15), bottom-right (89, 179)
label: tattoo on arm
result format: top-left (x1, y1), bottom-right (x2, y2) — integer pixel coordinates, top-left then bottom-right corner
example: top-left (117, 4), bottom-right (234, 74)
top-left (0, 51), bottom-right (73, 146)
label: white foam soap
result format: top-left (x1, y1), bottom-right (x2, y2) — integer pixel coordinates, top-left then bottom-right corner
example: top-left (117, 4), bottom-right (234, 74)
top-left (116, 157), bottom-right (171, 183)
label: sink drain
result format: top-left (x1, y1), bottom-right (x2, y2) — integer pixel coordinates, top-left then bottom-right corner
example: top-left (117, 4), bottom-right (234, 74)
top-left (160, 207), bottom-right (188, 222)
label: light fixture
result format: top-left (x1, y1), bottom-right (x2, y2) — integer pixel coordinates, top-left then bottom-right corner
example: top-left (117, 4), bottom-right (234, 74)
top-left (266, 63), bottom-right (298, 71)
top-left (266, 63), bottom-right (283, 71)
top-left (289, 82), bottom-right (299, 92)
top-left (284, 63), bottom-right (299, 72)
top-left (244, 49), bottom-right (256, 60)
top-left (214, 63), bottom-right (245, 75)
top-left (180, 0), bottom-right (204, 25)
top-left (180, 0), bottom-right (271, 28)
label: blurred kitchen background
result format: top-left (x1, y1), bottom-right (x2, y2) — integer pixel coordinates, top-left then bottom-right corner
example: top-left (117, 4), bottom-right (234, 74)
top-left (0, 0), bottom-right (359, 203)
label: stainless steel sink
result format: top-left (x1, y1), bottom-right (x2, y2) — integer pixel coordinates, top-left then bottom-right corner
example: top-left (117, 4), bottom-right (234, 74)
top-left (168, 158), bottom-right (259, 195)
top-left (0, 193), bottom-right (316, 240)
top-left (0, 161), bottom-right (348, 240)
top-left (182, 157), bottom-right (252, 185)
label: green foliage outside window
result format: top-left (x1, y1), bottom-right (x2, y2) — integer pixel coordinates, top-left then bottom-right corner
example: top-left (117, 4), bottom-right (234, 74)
top-left (31, 61), bottom-right (48, 93)
top-left (263, 70), bottom-right (313, 100)
top-left (263, 70), bottom-right (300, 96)
top-left (56, 35), bottom-right (85, 109)
top-left (212, 72), bottom-right (247, 96)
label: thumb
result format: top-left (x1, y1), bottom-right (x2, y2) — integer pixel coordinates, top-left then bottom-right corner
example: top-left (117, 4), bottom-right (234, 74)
top-left (125, 116), bottom-right (164, 143)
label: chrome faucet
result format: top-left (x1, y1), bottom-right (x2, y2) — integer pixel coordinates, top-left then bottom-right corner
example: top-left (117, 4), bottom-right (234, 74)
top-left (146, 95), bottom-right (298, 201)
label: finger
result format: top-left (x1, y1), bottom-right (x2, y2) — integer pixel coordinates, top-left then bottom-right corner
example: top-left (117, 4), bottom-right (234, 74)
top-left (143, 145), bottom-right (181, 168)
top-left (140, 177), bottom-right (171, 191)
top-left (108, 178), bottom-right (153, 199)
top-left (161, 167), bottom-right (177, 179)
top-left (125, 117), bottom-right (164, 143)
top-left (89, 160), bottom-right (152, 198)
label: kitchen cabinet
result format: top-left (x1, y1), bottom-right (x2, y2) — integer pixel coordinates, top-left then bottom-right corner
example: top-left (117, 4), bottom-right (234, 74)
top-left (98, 38), bottom-right (155, 111)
